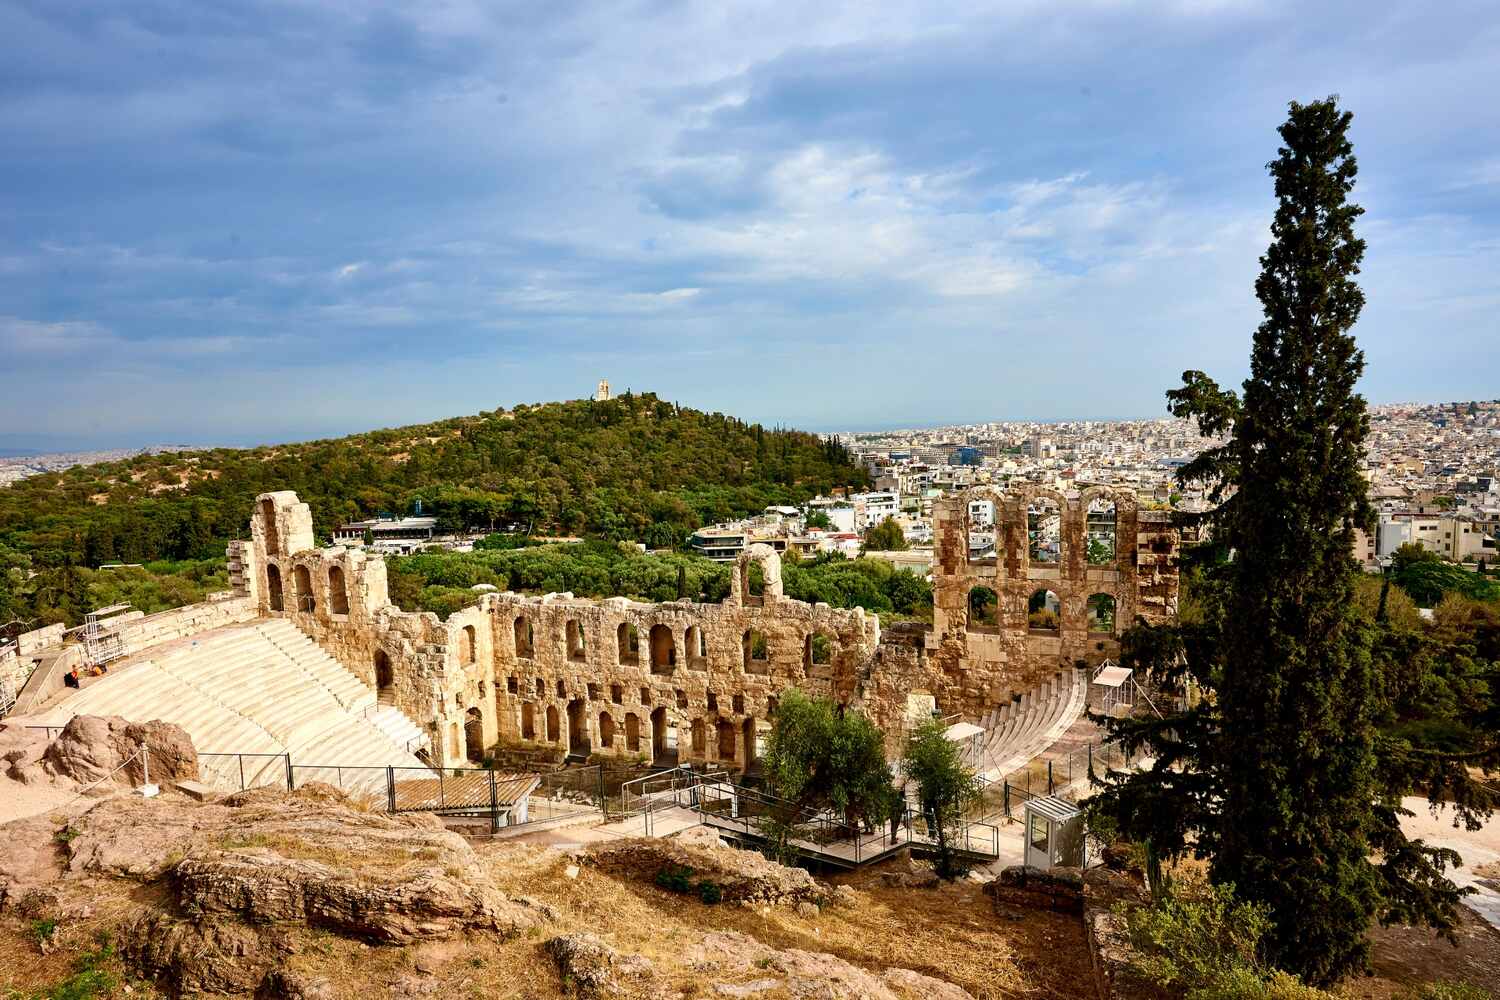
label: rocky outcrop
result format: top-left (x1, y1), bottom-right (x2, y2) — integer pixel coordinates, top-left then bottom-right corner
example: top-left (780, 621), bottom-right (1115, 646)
top-left (583, 835), bottom-right (825, 907)
top-left (545, 933), bottom-right (657, 998)
top-left (687, 930), bottom-right (975, 1000)
top-left (1, 783), bottom-right (555, 996)
top-left (41, 714), bottom-right (198, 787)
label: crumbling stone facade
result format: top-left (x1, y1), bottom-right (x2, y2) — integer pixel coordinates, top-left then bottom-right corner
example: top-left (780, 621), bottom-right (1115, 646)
top-left (233, 488), bottom-right (1177, 770)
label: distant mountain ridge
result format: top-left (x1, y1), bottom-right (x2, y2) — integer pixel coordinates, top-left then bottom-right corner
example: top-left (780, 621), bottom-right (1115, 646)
top-left (0, 392), bottom-right (866, 568)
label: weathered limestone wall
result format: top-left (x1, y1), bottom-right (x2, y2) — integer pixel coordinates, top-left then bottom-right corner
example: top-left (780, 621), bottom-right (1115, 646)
top-left (483, 544), bottom-right (879, 770)
top-left (918, 486), bottom-right (1178, 722)
top-left (241, 488), bottom-right (1178, 769)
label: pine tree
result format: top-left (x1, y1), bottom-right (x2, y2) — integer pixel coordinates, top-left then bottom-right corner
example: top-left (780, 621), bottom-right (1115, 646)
top-left (1090, 98), bottom-right (1495, 986)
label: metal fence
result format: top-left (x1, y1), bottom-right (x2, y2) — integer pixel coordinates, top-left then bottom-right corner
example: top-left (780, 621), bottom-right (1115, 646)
top-left (195, 753), bottom-right (611, 833)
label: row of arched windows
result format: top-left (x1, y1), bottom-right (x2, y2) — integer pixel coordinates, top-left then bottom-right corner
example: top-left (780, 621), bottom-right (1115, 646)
top-left (965, 497), bottom-right (1120, 567)
top-left (507, 615), bottom-right (839, 676)
top-left (265, 562), bottom-right (350, 616)
top-left (967, 587), bottom-right (1117, 634)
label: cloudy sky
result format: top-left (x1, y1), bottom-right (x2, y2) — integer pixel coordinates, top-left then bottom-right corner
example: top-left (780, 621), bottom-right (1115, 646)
top-left (2, 1), bottom-right (1497, 449)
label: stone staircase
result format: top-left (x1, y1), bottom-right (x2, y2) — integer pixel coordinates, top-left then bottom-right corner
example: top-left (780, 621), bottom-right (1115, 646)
top-left (972, 668), bottom-right (1088, 783)
top-left (30, 619), bottom-right (431, 786)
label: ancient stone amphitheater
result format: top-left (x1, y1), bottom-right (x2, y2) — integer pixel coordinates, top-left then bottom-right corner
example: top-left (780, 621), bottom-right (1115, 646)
top-left (1, 488), bottom-right (1178, 785)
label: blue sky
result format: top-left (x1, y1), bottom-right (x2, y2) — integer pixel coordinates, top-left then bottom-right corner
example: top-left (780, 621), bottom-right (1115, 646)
top-left (2, 1), bottom-right (1497, 450)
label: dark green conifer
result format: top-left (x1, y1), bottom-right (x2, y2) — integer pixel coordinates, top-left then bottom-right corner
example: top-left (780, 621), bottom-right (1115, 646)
top-left (1091, 98), bottom-right (1496, 985)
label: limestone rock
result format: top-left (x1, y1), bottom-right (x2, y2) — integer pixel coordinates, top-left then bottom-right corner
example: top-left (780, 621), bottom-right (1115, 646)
top-left (687, 930), bottom-right (974, 1000)
top-left (42, 715), bottom-right (198, 787)
top-left (584, 836), bottom-right (825, 907)
top-left (545, 933), bottom-right (655, 998)
top-left (257, 970), bottom-right (335, 1000)
top-left (170, 849), bottom-right (528, 943)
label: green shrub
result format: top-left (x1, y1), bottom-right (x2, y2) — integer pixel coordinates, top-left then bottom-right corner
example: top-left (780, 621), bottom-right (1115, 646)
top-left (697, 880), bottom-right (723, 905)
top-left (1124, 879), bottom-right (1271, 989)
top-left (1122, 879), bottom-right (1333, 1000)
top-left (1406, 983), bottom-right (1494, 1000)
top-left (28, 917), bottom-right (57, 945)
top-left (653, 864), bottom-right (694, 894)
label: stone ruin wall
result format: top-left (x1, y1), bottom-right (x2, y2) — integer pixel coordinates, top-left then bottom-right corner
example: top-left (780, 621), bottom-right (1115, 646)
top-left (911, 485), bottom-right (1179, 723)
top-left (232, 488), bottom-right (1178, 769)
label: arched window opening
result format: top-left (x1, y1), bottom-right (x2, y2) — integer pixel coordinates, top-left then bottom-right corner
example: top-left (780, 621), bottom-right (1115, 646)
top-left (967, 498), bottom-right (997, 563)
top-left (293, 564), bottom-right (315, 613)
top-left (1028, 589), bottom-right (1061, 633)
top-left (556, 679), bottom-right (566, 699)
top-left (649, 624), bottom-right (676, 675)
top-left (803, 633), bottom-right (834, 677)
top-left (587, 682), bottom-right (600, 702)
top-left (650, 707), bottom-right (670, 761)
top-left (1087, 498), bottom-right (1118, 566)
top-left (968, 586), bottom-right (1000, 633)
top-left (617, 623), bottom-right (639, 665)
top-left (742, 630), bottom-right (769, 675)
top-left (742, 717), bottom-right (760, 769)
top-left (743, 560), bottom-right (765, 606)
top-left (639, 686), bottom-right (651, 706)
top-left (545, 705), bottom-right (560, 742)
top-left (260, 498), bottom-right (280, 555)
top-left (691, 718), bottom-right (706, 753)
top-left (328, 565), bottom-right (350, 615)
top-left (534, 677), bottom-right (546, 698)
top-left (266, 564), bottom-right (284, 613)
top-left (610, 683), bottom-right (623, 704)
top-left (675, 689), bottom-right (688, 710)
top-left (459, 625), bottom-right (476, 665)
top-left (566, 699), bottom-right (587, 755)
top-left (567, 620), bottom-right (587, 662)
top-left (732, 693), bottom-right (745, 715)
top-left (375, 649), bottom-right (395, 706)
top-left (521, 702), bottom-right (536, 740)
top-left (464, 707), bottom-right (484, 763)
top-left (625, 712), bottom-right (640, 752)
top-left (514, 617), bottom-right (534, 658)
top-left (1028, 498), bottom-right (1062, 565)
top-left (507, 676), bottom-right (518, 694)
top-left (598, 712), bottom-right (615, 748)
top-left (716, 720), bottom-right (736, 763)
top-left (1087, 593), bottom-right (1117, 634)
top-left (685, 626), bottom-right (707, 670)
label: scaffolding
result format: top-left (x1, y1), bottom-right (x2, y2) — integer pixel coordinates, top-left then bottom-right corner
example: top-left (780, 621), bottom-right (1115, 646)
top-left (1091, 658), bottom-right (1135, 718)
top-left (81, 604), bottom-right (132, 669)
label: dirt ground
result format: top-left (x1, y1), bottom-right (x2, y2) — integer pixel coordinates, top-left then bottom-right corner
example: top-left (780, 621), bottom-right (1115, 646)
top-left (1350, 906), bottom-right (1500, 998)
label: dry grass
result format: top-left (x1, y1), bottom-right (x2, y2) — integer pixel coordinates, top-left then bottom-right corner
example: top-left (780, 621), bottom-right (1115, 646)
top-left (217, 831), bottom-right (444, 871)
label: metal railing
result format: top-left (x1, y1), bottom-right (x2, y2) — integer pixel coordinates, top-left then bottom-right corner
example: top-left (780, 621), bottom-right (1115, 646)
top-left (647, 771), bottom-right (1001, 867)
top-left (194, 752), bottom-right (609, 833)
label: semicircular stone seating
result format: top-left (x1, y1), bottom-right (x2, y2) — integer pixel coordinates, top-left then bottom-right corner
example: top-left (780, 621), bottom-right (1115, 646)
top-left (30, 619), bottom-right (429, 792)
top-left (972, 668), bottom-right (1088, 783)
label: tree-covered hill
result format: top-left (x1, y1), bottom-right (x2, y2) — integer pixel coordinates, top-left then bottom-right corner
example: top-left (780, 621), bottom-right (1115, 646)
top-left (0, 392), bottom-right (866, 627)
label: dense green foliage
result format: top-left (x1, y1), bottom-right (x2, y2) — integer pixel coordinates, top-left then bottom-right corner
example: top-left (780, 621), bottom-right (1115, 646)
top-left (387, 543), bottom-right (932, 622)
top-left (760, 690), bottom-right (898, 858)
top-left (1091, 98), bottom-right (1498, 986)
top-left (0, 393), bottom-right (865, 628)
top-left (1390, 543), bottom-right (1500, 606)
top-left (1123, 879), bottom-right (1333, 1000)
top-left (861, 516), bottom-right (907, 551)
top-left (901, 718), bottom-right (982, 878)
top-left (0, 549), bottom-right (228, 631)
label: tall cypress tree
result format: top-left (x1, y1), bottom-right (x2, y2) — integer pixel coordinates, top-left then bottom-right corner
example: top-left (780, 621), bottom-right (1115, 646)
top-left (1209, 96), bottom-right (1378, 983)
top-left (1091, 98), bottom-right (1495, 986)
